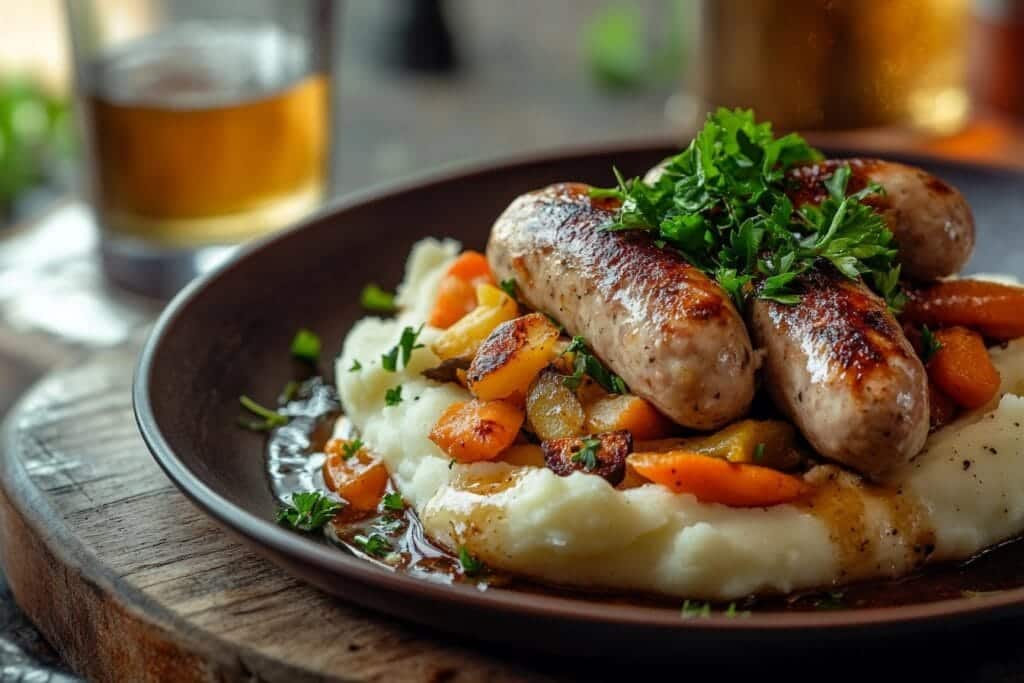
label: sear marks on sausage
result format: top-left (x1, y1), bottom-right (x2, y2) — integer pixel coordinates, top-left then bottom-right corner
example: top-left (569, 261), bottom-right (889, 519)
top-left (785, 158), bottom-right (975, 281)
top-left (749, 264), bottom-right (929, 480)
top-left (487, 183), bottom-right (756, 431)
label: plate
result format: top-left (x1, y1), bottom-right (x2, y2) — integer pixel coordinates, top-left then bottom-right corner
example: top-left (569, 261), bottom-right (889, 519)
top-left (134, 142), bottom-right (1024, 655)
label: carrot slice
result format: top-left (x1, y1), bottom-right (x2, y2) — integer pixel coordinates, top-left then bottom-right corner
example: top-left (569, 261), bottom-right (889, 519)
top-left (628, 451), bottom-right (808, 507)
top-left (323, 439), bottom-right (389, 511)
top-left (903, 279), bottom-right (1024, 340)
top-left (928, 327), bottom-right (1001, 409)
top-left (428, 251), bottom-right (496, 329)
top-left (428, 398), bottom-right (525, 463)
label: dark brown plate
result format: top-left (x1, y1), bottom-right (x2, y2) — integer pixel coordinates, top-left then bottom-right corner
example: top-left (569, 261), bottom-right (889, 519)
top-left (134, 142), bottom-right (1024, 655)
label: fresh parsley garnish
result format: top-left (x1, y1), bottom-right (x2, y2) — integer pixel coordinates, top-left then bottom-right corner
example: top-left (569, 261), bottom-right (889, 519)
top-left (458, 546), bottom-right (485, 577)
top-left (680, 600), bottom-right (712, 619)
top-left (290, 328), bottom-right (321, 362)
top-left (276, 491), bottom-right (343, 532)
top-left (592, 108), bottom-right (902, 311)
top-left (571, 437), bottom-right (603, 471)
top-left (499, 278), bottom-right (518, 300)
top-left (238, 395), bottom-right (289, 431)
top-left (360, 284), bottom-right (398, 313)
top-left (341, 438), bottom-right (364, 459)
top-left (562, 336), bottom-right (628, 393)
top-left (381, 325), bottom-right (425, 372)
top-left (724, 602), bottom-right (752, 618)
top-left (279, 380), bottom-right (300, 404)
top-left (380, 492), bottom-right (405, 512)
top-left (753, 442), bottom-right (766, 463)
top-left (385, 385), bottom-right (403, 406)
top-left (353, 533), bottom-right (393, 557)
top-left (349, 359), bottom-right (362, 372)
top-left (921, 325), bottom-right (943, 363)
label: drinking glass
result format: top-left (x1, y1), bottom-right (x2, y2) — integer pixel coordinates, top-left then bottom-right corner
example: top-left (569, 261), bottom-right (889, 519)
top-left (64, 0), bottom-right (338, 297)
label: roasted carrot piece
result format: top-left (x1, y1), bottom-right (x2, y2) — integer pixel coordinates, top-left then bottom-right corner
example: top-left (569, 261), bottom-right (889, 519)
top-left (628, 451), bottom-right (808, 507)
top-left (928, 327), bottom-right (1001, 410)
top-left (429, 251), bottom-right (496, 329)
top-left (583, 394), bottom-right (674, 440)
top-left (428, 398), bottom-right (525, 463)
top-left (323, 439), bottom-right (390, 511)
top-left (903, 279), bottom-right (1024, 340)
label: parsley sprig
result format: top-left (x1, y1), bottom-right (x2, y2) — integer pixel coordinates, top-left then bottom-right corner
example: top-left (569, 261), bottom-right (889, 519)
top-left (593, 108), bottom-right (902, 311)
top-left (562, 336), bottom-right (627, 393)
top-left (920, 325), bottom-right (943, 363)
top-left (571, 437), bottom-right (603, 471)
top-left (238, 395), bottom-right (289, 431)
top-left (382, 325), bottom-right (425, 372)
top-left (276, 491), bottom-right (343, 532)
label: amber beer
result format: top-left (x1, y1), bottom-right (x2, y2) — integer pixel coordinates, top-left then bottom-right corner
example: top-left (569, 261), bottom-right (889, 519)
top-left (698, 0), bottom-right (970, 133)
top-left (82, 25), bottom-right (328, 247)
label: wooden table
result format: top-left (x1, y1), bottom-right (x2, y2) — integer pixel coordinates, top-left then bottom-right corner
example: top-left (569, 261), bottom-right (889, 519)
top-left (2, 2), bottom-right (1024, 679)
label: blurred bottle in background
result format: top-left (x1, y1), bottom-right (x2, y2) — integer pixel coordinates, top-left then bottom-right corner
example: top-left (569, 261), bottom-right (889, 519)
top-left (697, 0), bottom-right (970, 134)
top-left (65, 0), bottom-right (338, 298)
top-left (970, 0), bottom-right (1024, 121)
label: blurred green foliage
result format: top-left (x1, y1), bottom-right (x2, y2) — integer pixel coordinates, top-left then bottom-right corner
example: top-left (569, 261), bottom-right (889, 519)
top-left (0, 79), bottom-right (74, 210)
top-left (582, 1), bottom-right (689, 92)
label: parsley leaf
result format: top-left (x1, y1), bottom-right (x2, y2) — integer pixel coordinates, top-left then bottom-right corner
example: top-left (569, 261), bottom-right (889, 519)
top-left (360, 284), bottom-right (398, 313)
top-left (921, 325), bottom-right (943, 363)
top-left (276, 491), bottom-right (343, 532)
top-left (571, 437), bottom-right (603, 471)
top-left (381, 325), bottom-right (425, 372)
top-left (681, 600), bottom-right (712, 619)
top-left (353, 533), bottom-right (393, 557)
top-left (238, 395), bottom-right (289, 431)
top-left (380, 492), bottom-right (405, 512)
top-left (458, 546), bottom-right (485, 577)
top-left (341, 438), bottom-right (364, 459)
top-left (562, 336), bottom-right (628, 393)
top-left (499, 278), bottom-right (519, 300)
top-left (753, 442), bottom-right (766, 463)
top-left (593, 108), bottom-right (901, 309)
top-left (290, 328), bottom-right (321, 362)
top-left (278, 380), bottom-right (300, 404)
top-left (349, 359), bottom-right (362, 372)
top-left (385, 385), bottom-right (403, 406)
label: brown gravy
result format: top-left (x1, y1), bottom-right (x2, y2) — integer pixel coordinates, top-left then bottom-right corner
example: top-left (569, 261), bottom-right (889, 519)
top-left (265, 377), bottom-right (1024, 612)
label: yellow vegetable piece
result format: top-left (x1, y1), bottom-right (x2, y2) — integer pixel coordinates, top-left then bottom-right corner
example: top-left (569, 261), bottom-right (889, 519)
top-left (431, 283), bottom-right (518, 361)
top-left (636, 419), bottom-right (800, 470)
top-left (466, 313), bottom-right (561, 401)
top-left (526, 367), bottom-right (586, 440)
top-left (499, 443), bottom-right (546, 468)
top-left (583, 394), bottom-right (673, 440)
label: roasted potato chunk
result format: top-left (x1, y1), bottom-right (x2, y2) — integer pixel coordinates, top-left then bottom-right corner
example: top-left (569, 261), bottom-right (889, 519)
top-left (526, 368), bottom-right (586, 440)
top-left (431, 283), bottom-right (518, 361)
top-left (498, 443), bottom-right (546, 468)
top-left (323, 439), bottom-right (390, 511)
top-left (637, 419), bottom-right (800, 470)
top-left (584, 394), bottom-right (673, 440)
top-left (467, 313), bottom-right (561, 401)
top-left (541, 430), bottom-right (632, 485)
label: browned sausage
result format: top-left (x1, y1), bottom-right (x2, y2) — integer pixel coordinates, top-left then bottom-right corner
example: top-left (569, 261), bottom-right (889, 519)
top-left (749, 265), bottom-right (929, 480)
top-left (486, 183), bottom-right (756, 431)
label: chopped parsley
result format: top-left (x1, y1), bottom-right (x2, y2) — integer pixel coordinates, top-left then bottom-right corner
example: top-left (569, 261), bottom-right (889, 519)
top-left (353, 533), bottom-right (393, 557)
top-left (290, 328), bottom-right (321, 362)
top-left (680, 600), bottom-right (712, 619)
top-left (278, 380), bottom-right (300, 404)
top-left (562, 336), bottom-right (628, 393)
top-left (276, 491), bottom-right (343, 532)
top-left (380, 491), bottom-right (405, 512)
top-left (341, 438), bottom-right (364, 459)
top-left (381, 325), bottom-right (425, 372)
top-left (238, 395), bottom-right (289, 431)
top-left (349, 359), bottom-right (362, 372)
top-left (592, 108), bottom-right (902, 311)
top-left (571, 437), bottom-right (603, 471)
top-left (724, 602), bottom-right (752, 618)
top-left (921, 325), bottom-right (943, 363)
top-left (753, 442), bottom-right (766, 463)
top-left (360, 283), bottom-right (398, 313)
top-left (385, 385), bottom-right (403, 406)
top-left (458, 546), bottom-right (485, 577)
top-left (499, 278), bottom-right (519, 300)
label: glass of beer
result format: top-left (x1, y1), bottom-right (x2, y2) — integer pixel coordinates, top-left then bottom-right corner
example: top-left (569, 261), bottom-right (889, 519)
top-left (64, 0), bottom-right (337, 297)
top-left (696, 0), bottom-right (970, 134)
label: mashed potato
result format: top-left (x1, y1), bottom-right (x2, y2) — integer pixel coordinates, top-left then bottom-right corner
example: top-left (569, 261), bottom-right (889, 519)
top-left (337, 239), bottom-right (1024, 599)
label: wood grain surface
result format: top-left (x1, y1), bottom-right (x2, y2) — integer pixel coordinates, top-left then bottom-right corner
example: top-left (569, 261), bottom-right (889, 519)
top-left (0, 353), bottom-right (566, 683)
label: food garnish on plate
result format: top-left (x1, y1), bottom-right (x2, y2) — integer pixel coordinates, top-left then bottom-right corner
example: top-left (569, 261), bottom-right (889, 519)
top-left (254, 109), bottom-right (1024, 602)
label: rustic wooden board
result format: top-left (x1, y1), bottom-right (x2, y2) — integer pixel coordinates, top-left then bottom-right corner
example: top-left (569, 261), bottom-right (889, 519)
top-left (0, 354), bottom-right (565, 683)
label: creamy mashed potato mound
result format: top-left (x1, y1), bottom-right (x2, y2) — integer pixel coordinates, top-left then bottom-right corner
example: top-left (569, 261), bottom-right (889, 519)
top-left (337, 239), bottom-right (1024, 599)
